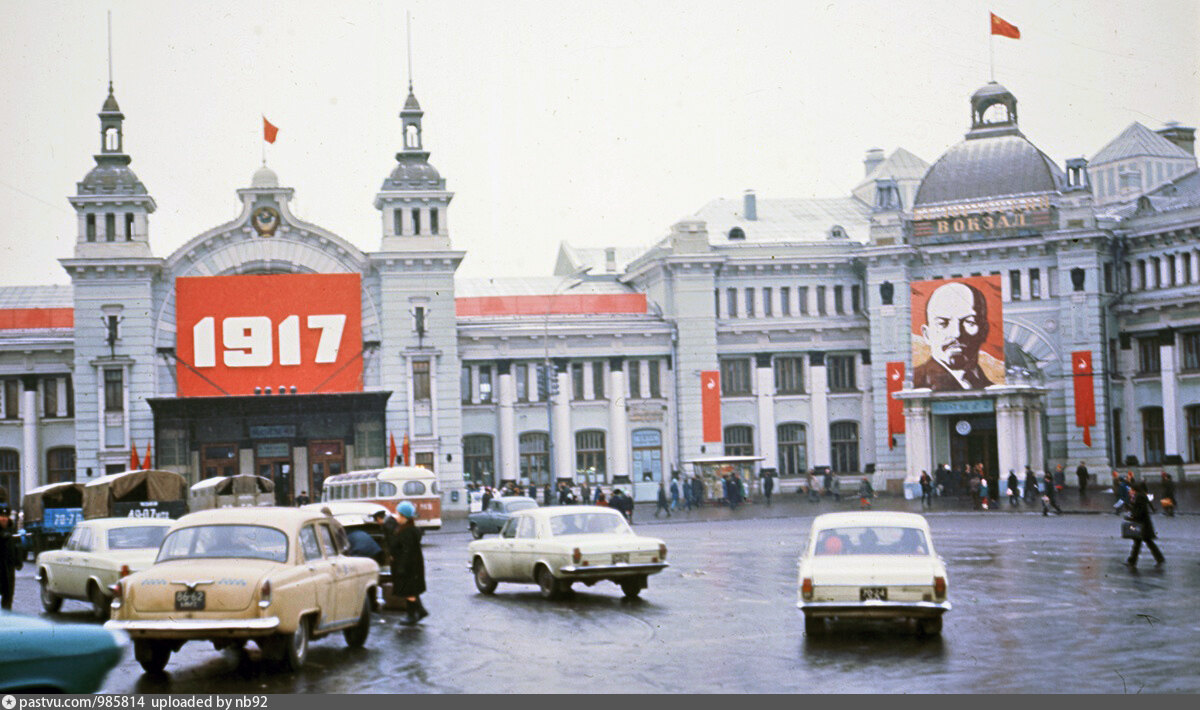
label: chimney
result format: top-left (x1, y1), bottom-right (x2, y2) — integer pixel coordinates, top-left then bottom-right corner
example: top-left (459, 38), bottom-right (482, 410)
top-left (604, 247), bottom-right (617, 273)
top-left (743, 189), bottom-right (757, 221)
top-left (863, 148), bottom-right (885, 177)
top-left (1157, 121), bottom-right (1196, 156)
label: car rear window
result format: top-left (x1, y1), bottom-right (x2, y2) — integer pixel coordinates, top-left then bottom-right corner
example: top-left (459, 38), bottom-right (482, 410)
top-left (108, 525), bottom-right (170, 550)
top-left (505, 500), bottom-right (537, 513)
top-left (157, 524), bottom-right (289, 563)
top-left (548, 512), bottom-right (631, 537)
top-left (814, 526), bottom-right (928, 556)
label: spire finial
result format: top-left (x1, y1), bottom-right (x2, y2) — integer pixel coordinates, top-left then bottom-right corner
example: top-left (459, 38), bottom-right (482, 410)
top-left (107, 10), bottom-right (114, 94)
top-left (406, 11), bottom-right (413, 93)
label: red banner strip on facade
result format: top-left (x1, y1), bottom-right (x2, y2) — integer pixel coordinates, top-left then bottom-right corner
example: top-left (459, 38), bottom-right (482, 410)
top-left (0, 308), bottom-right (74, 330)
top-left (455, 293), bottom-right (647, 317)
top-left (701, 370), bottom-right (721, 443)
top-left (1072, 350), bottom-right (1095, 447)
top-left (886, 362), bottom-right (905, 449)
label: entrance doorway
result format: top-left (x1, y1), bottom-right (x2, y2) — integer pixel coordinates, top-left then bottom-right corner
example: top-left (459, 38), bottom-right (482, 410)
top-left (308, 440), bottom-right (344, 500)
top-left (948, 414), bottom-right (999, 479)
top-left (255, 441), bottom-right (293, 505)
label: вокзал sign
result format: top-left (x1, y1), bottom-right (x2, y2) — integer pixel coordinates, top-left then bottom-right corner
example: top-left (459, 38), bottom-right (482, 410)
top-left (175, 273), bottom-right (363, 396)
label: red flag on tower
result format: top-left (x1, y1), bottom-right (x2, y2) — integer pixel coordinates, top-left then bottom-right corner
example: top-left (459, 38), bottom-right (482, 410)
top-left (142, 441), bottom-right (153, 471)
top-left (402, 432), bottom-right (411, 466)
top-left (886, 362), bottom-right (906, 449)
top-left (389, 434), bottom-right (398, 467)
top-left (130, 442), bottom-right (140, 471)
top-left (1072, 351), bottom-right (1096, 447)
top-left (700, 371), bottom-right (721, 443)
top-left (990, 12), bottom-right (1020, 39)
top-left (263, 116), bottom-right (279, 144)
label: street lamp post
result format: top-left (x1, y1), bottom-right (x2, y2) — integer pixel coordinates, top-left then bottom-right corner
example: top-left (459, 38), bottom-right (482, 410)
top-left (543, 267), bottom-right (591, 490)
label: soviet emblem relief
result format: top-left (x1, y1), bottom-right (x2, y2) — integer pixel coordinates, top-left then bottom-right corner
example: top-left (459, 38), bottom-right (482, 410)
top-left (253, 206), bottom-right (280, 236)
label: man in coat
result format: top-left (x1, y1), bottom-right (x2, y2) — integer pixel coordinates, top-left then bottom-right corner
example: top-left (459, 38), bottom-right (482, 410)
top-left (0, 504), bottom-right (23, 610)
top-left (1075, 461), bottom-right (1089, 498)
top-left (1041, 472), bottom-right (1063, 516)
top-left (392, 501), bottom-right (427, 624)
top-left (762, 471), bottom-right (774, 506)
top-left (1125, 481), bottom-right (1164, 567)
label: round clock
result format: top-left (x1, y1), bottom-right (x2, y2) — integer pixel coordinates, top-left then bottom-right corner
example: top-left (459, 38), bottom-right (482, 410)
top-left (955, 420), bottom-right (972, 436)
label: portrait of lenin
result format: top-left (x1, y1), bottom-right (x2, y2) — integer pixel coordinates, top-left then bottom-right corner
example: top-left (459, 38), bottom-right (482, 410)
top-left (912, 279), bottom-right (1002, 391)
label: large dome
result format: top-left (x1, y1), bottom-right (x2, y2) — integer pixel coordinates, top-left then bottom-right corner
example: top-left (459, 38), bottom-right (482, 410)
top-left (914, 134), bottom-right (1063, 206)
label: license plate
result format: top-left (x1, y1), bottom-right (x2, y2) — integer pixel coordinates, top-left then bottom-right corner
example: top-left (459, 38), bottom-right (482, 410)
top-left (860, 586), bottom-right (888, 601)
top-left (175, 590), bottom-right (205, 610)
top-left (612, 552), bottom-right (630, 564)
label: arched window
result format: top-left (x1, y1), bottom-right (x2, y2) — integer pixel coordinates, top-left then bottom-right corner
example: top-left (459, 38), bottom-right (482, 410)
top-left (1141, 407), bottom-right (1164, 466)
top-left (777, 423), bottom-right (807, 476)
top-left (728, 227), bottom-right (745, 241)
top-left (519, 432), bottom-right (549, 486)
top-left (46, 447), bottom-right (75, 484)
top-left (830, 421), bottom-right (860, 473)
top-left (104, 127), bottom-right (120, 151)
top-left (723, 425), bottom-right (754, 457)
top-left (575, 430), bottom-right (607, 483)
top-left (463, 435), bottom-right (495, 487)
top-left (405, 124), bottom-right (420, 149)
top-left (0, 448), bottom-right (18, 504)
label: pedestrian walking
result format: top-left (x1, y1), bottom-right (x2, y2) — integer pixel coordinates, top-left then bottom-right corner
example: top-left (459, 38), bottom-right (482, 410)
top-left (1111, 472), bottom-right (1129, 514)
top-left (392, 501), bottom-right (428, 625)
top-left (543, 484), bottom-right (553, 506)
top-left (0, 504), bottom-right (22, 610)
top-left (822, 469), bottom-right (834, 499)
top-left (1159, 472), bottom-right (1177, 517)
top-left (979, 476), bottom-right (991, 510)
top-left (1007, 470), bottom-right (1021, 507)
top-left (919, 470), bottom-right (933, 508)
top-left (1041, 472), bottom-right (1062, 515)
top-left (968, 471), bottom-right (982, 510)
top-left (1124, 481), bottom-right (1165, 568)
top-left (1076, 461), bottom-right (1089, 498)
top-left (670, 478), bottom-right (681, 511)
top-left (692, 476), bottom-right (706, 508)
top-left (762, 470), bottom-right (774, 506)
top-left (610, 488), bottom-right (633, 522)
top-left (1023, 467), bottom-right (1039, 504)
top-left (1053, 464), bottom-right (1066, 493)
top-left (480, 486), bottom-right (494, 513)
top-left (654, 483), bottom-right (672, 518)
top-left (806, 471), bottom-right (820, 502)
top-left (580, 482), bottom-right (591, 508)
top-left (858, 477), bottom-right (874, 509)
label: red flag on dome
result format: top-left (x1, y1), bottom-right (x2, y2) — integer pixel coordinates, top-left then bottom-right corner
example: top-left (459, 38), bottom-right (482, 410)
top-left (990, 12), bottom-right (1020, 39)
top-left (1072, 351), bottom-right (1095, 447)
top-left (263, 116), bottom-right (279, 144)
top-left (130, 442), bottom-right (140, 471)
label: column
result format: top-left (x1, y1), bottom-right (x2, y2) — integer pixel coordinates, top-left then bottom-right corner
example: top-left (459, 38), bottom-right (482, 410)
top-left (1143, 260), bottom-right (1154, 290)
top-left (496, 363), bottom-right (517, 482)
top-left (1019, 269), bottom-right (1031, 301)
top-left (553, 363), bottom-right (573, 481)
top-left (22, 378), bottom-right (38, 496)
top-left (607, 358), bottom-right (629, 485)
top-left (903, 400), bottom-right (931, 479)
top-left (1159, 257), bottom-right (1171, 288)
top-left (755, 354), bottom-right (777, 471)
top-left (859, 354), bottom-right (875, 467)
top-left (1173, 253), bottom-right (1186, 285)
top-left (1160, 335), bottom-right (1181, 457)
top-left (1012, 402), bottom-right (1029, 473)
top-left (1028, 401), bottom-right (1045, 474)
top-left (1123, 378), bottom-right (1139, 466)
top-left (807, 286), bottom-right (819, 317)
top-left (996, 400), bottom-right (1016, 482)
top-left (809, 352), bottom-right (830, 468)
top-left (1190, 250), bottom-right (1200, 283)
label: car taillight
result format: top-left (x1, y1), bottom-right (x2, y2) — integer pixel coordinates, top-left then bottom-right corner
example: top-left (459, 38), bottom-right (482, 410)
top-left (119, 565), bottom-right (130, 578)
top-left (801, 577), bottom-right (813, 600)
top-left (572, 548), bottom-right (582, 564)
top-left (258, 579), bottom-right (272, 609)
top-left (659, 543), bottom-right (668, 561)
top-left (934, 576), bottom-right (946, 599)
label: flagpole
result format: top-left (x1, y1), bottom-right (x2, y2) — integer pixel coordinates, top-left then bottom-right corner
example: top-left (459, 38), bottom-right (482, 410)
top-left (989, 31), bottom-right (994, 82)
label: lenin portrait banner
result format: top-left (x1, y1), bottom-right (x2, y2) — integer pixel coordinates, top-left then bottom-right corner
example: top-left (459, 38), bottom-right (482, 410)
top-left (910, 275), bottom-right (1004, 391)
top-left (175, 273), bottom-right (363, 396)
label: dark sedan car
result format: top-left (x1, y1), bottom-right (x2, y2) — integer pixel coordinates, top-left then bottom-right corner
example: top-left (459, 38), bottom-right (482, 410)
top-left (468, 496), bottom-right (538, 538)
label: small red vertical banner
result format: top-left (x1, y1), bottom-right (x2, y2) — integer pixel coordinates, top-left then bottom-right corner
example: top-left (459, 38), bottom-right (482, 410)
top-left (1072, 351), bottom-right (1095, 447)
top-left (701, 371), bottom-right (722, 443)
top-left (402, 432), bottom-right (411, 466)
top-left (886, 362), bottom-right (906, 449)
top-left (129, 442), bottom-right (141, 471)
top-left (389, 434), bottom-right (398, 467)
top-left (142, 442), bottom-right (153, 471)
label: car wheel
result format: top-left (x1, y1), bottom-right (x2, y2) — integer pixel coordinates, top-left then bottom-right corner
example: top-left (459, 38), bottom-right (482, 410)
top-left (473, 559), bottom-right (497, 595)
top-left (343, 597), bottom-right (371, 648)
top-left (88, 582), bottom-right (111, 621)
top-left (536, 566), bottom-right (563, 600)
top-left (469, 523), bottom-right (483, 540)
top-left (619, 579), bottom-right (643, 599)
top-left (39, 577), bottom-right (62, 613)
top-left (134, 640), bottom-right (172, 674)
top-left (804, 615), bottom-right (824, 636)
top-left (282, 618), bottom-right (310, 671)
top-left (918, 617), bottom-right (943, 637)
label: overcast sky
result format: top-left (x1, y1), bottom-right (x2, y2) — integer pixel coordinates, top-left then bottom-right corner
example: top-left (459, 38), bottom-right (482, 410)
top-left (2, 0), bottom-right (1197, 288)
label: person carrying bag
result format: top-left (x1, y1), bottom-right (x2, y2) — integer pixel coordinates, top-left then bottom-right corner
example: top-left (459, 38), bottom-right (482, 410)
top-left (1123, 481), bottom-right (1164, 568)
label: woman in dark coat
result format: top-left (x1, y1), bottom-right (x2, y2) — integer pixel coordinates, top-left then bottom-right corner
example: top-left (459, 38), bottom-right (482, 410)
top-left (392, 501), bottom-right (428, 624)
top-left (1126, 481), bottom-right (1165, 568)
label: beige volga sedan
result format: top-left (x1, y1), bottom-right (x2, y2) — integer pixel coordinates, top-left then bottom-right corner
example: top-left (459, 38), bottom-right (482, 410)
top-left (105, 507), bottom-right (379, 673)
top-left (36, 517), bottom-right (172, 620)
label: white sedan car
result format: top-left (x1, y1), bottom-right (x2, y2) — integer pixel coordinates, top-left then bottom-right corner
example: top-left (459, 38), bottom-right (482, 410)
top-left (797, 511), bottom-right (951, 636)
top-left (468, 506), bottom-right (668, 599)
top-left (36, 518), bottom-right (173, 619)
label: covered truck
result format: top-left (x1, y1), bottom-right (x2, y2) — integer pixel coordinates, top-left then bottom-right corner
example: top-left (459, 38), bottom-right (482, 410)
top-left (188, 474), bottom-right (274, 511)
top-left (82, 469), bottom-right (189, 520)
top-left (22, 482), bottom-right (85, 554)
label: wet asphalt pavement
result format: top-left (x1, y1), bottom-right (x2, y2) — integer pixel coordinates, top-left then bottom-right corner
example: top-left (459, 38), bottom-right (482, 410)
top-left (8, 498), bottom-right (1199, 694)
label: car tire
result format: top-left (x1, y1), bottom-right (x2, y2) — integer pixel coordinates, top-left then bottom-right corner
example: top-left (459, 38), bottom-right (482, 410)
top-left (282, 618), bottom-right (310, 671)
top-left (343, 598), bottom-right (371, 648)
top-left (804, 615), bottom-right (824, 636)
top-left (88, 582), bottom-right (111, 621)
top-left (469, 523), bottom-right (483, 540)
top-left (473, 559), bottom-right (497, 595)
top-left (134, 640), bottom-right (171, 674)
top-left (39, 577), bottom-right (62, 613)
top-left (619, 579), bottom-right (643, 599)
top-left (918, 617), bottom-right (943, 637)
top-left (536, 565), bottom-right (563, 600)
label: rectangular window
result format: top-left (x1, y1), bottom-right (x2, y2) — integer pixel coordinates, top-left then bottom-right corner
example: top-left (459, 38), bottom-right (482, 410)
top-left (104, 368), bottom-right (124, 411)
top-left (1142, 408), bottom-right (1164, 466)
top-left (827, 354), bottom-right (858, 392)
top-left (1030, 268), bottom-right (1041, 299)
top-left (1188, 406), bottom-right (1200, 464)
top-left (1009, 270), bottom-right (1022, 300)
top-left (105, 213), bottom-right (116, 242)
top-left (648, 360), bottom-right (661, 398)
top-left (628, 360), bottom-right (641, 399)
top-left (763, 287), bottom-right (773, 316)
top-left (773, 356), bottom-right (805, 394)
top-left (430, 208), bottom-right (439, 234)
top-left (124, 213), bottom-right (135, 241)
top-left (833, 285), bottom-right (844, 314)
top-left (592, 362), bottom-right (605, 399)
top-left (851, 285), bottom-right (861, 313)
top-left (1181, 332), bottom-right (1200, 371)
top-left (745, 288), bottom-right (755, 317)
top-left (516, 364), bottom-right (529, 401)
top-left (572, 362), bottom-right (585, 400)
top-left (394, 209), bottom-right (403, 236)
top-left (1138, 338), bottom-right (1161, 374)
top-left (86, 214), bottom-right (96, 242)
top-left (3, 379), bottom-right (19, 418)
top-left (1112, 408), bottom-right (1123, 466)
top-left (411, 208), bottom-right (421, 235)
top-left (415, 452), bottom-right (435, 472)
top-left (42, 377), bottom-right (57, 418)
top-left (726, 288), bottom-right (737, 318)
top-left (723, 426), bottom-right (754, 457)
top-left (477, 364), bottom-right (492, 403)
top-left (816, 286), bottom-right (827, 316)
top-left (413, 360), bottom-right (432, 401)
top-left (720, 358), bottom-right (752, 396)
top-left (575, 430), bottom-right (607, 479)
top-left (1166, 255), bottom-right (1176, 287)
top-left (714, 289), bottom-right (720, 317)
top-left (830, 421), bottom-right (860, 473)
top-left (461, 365), bottom-right (472, 403)
top-left (780, 287), bottom-right (791, 316)
top-left (1104, 263), bottom-right (1113, 293)
top-left (798, 286), bottom-right (809, 315)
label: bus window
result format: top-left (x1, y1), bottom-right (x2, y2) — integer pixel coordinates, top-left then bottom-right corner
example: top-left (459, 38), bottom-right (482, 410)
top-left (380, 481), bottom-right (397, 497)
top-left (403, 481), bottom-right (426, 496)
